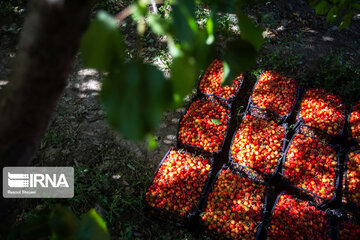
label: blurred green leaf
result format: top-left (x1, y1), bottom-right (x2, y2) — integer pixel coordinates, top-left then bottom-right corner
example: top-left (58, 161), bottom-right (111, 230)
top-left (236, 11), bottom-right (264, 51)
top-left (172, 0), bottom-right (198, 47)
top-left (132, 0), bottom-right (147, 21)
top-left (76, 209), bottom-right (109, 240)
top-left (50, 206), bottom-right (78, 239)
top-left (211, 119), bottom-right (221, 125)
top-left (310, 0), bottom-right (321, 7)
top-left (203, 0), bottom-right (235, 13)
top-left (339, 11), bottom-right (353, 29)
top-left (222, 39), bottom-right (257, 85)
top-left (148, 14), bottom-right (172, 35)
top-left (339, 0), bottom-right (352, 9)
top-left (170, 55), bottom-right (197, 100)
top-left (352, 2), bottom-right (360, 11)
top-left (80, 11), bottom-right (124, 72)
top-left (315, 0), bottom-right (330, 15)
top-left (101, 61), bottom-right (173, 141)
top-left (147, 134), bottom-right (158, 150)
top-left (326, 6), bottom-right (341, 22)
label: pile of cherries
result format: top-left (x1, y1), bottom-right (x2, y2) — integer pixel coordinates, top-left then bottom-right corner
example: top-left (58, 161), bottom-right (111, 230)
top-left (199, 59), bottom-right (243, 100)
top-left (201, 168), bottom-right (265, 239)
top-left (251, 71), bottom-right (298, 116)
top-left (339, 219), bottom-right (360, 240)
top-left (230, 115), bottom-right (285, 177)
top-left (178, 99), bottom-right (230, 153)
top-left (347, 151), bottom-right (360, 206)
top-left (283, 133), bottom-right (337, 199)
top-left (349, 100), bottom-right (360, 142)
top-left (145, 149), bottom-right (211, 217)
top-left (267, 194), bottom-right (330, 240)
top-left (298, 88), bottom-right (345, 136)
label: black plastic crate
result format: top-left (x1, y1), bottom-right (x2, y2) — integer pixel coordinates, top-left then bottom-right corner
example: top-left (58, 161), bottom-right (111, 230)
top-left (228, 114), bottom-right (288, 181)
top-left (247, 70), bottom-right (300, 124)
top-left (198, 165), bottom-right (268, 240)
top-left (347, 101), bottom-right (360, 146)
top-left (336, 216), bottom-right (360, 240)
top-left (280, 125), bottom-right (341, 206)
top-left (144, 147), bottom-right (214, 227)
top-left (343, 148), bottom-right (360, 212)
top-left (197, 59), bottom-right (244, 103)
top-left (261, 192), bottom-right (333, 240)
top-left (295, 88), bottom-right (346, 138)
top-left (176, 95), bottom-right (232, 157)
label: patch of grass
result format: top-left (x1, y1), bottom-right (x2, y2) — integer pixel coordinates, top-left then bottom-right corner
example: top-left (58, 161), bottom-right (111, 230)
top-left (303, 52), bottom-right (360, 103)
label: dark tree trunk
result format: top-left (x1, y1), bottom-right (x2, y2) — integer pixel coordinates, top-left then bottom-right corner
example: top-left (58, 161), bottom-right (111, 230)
top-left (0, 0), bottom-right (95, 230)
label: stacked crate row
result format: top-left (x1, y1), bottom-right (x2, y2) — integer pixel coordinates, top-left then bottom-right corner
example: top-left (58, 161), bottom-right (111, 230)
top-left (143, 60), bottom-right (360, 239)
top-left (144, 59), bottom-right (243, 227)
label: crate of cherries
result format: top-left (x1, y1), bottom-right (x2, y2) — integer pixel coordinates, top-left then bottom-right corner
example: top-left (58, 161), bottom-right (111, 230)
top-left (230, 114), bottom-right (287, 180)
top-left (337, 217), bottom-right (360, 240)
top-left (349, 99), bottom-right (360, 144)
top-left (200, 167), bottom-right (267, 239)
top-left (297, 88), bottom-right (346, 137)
top-left (177, 96), bottom-right (231, 155)
top-left (249, 70), bottom-right (299, 123)
top-left (144, 148), bottom-right (212, 226)
top-left (198, 59), bottom-right (244, 101)
top-left (344, 149), bottom-right (360, 208)
top-left (264, 193), bottom-right (331, 240)
top-left (281, 126), bottom-right (339, 204)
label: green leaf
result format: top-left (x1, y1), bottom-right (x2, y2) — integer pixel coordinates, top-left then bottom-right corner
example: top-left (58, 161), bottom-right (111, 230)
top-left (147, 134), bottom-right (157, 150)
top-left (236, 11), bottom-right (264, 51)
top-left (211, 119), bottom-right (222, 125)
top-left (326, 6), bottom-right (341, 22)
top-left (80, 11), bottom-right (124, 72)
top-left (132, 0), bottom-right (148, 21)
top-left (50, 205), bottom-right (78, 238)
top-left (310, 0), bottom-right (321, 7)
top-left (339, 0), bottom-right (352, 9)
top-left (315, 0), bottom-right (330, 15)
top-left (352, 3), bottom-right (360, 11)
top-left (206, 17), bottom-right (215, 45)
top-left (76, 209), bottom-right (109, 240)
top-left (101, 61), bottom-right (173, 141)
top-left (339, 11), bottom-right (353, 29)
top-left (170, 55), bottom-right (197, 100)
top-left (172, 0), bottom-right (198, 46)
top-left (222, 39), bottom-right (257, 85)
top-left (148, 14), bottom-right (172, 36)
top-left (203, 0), bottom-right (235, 13)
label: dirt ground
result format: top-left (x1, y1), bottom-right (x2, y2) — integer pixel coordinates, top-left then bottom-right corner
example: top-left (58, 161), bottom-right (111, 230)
top-left (0, 1), bottom-right (360, 239)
